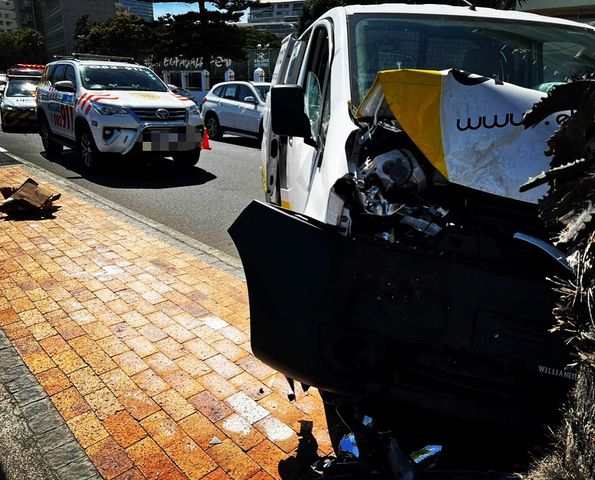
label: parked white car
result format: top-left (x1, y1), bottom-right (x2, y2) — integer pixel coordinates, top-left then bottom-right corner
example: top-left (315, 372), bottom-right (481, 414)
top-left (201, 81), bottom-right (270, 140)
top-left (36, 54), bottom-right (204, 170)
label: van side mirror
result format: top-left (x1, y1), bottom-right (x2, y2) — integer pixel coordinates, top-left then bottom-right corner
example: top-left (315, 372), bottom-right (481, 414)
top-left (54, 80), bottom-right (75, 92)
top-left (271, 84), bottom-right (316, 147)
top-left (168, 84), bottom-right (179, 92)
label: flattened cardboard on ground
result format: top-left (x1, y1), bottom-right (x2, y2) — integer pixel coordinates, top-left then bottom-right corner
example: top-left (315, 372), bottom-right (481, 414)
top-left (0, 178), bottom-right (61, 216)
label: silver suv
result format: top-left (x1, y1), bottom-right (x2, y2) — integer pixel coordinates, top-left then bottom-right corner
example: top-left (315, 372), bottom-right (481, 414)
top-left (36, 54), bottom-right (204, 170)
top-left (201, 81), bottom-right (270, 141)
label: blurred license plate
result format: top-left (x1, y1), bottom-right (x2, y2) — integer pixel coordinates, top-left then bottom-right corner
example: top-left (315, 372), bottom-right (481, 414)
top-left (141, 128), bottom-right (200, 152)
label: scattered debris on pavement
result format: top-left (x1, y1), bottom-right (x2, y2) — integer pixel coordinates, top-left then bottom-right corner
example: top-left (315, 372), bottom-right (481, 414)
top-left (0, 178), bottom-right (61, 217)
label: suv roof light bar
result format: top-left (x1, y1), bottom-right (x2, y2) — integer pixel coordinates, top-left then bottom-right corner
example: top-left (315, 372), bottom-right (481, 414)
top-left (53, 53), bottom-right (137, 63)
top-left (6, 64), bottom-right (45, 76)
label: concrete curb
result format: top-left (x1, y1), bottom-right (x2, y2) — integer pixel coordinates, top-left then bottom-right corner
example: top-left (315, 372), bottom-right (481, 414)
top-left (0, 330), bottom-right (101, 480)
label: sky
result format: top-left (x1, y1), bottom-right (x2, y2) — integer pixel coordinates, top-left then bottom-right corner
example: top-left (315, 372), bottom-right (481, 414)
top-left (152, 2), bottom-right (249, 22)
top-left (153, 2), bottom-right (199, 19)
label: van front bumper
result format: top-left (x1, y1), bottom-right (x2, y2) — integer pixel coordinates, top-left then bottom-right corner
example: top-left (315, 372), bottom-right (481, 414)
top-left (229, 200), bottom-right (572, 436)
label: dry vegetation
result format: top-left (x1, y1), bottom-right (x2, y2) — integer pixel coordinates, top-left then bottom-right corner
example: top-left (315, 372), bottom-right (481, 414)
top-left (522, 76), bottom-right (595, 480)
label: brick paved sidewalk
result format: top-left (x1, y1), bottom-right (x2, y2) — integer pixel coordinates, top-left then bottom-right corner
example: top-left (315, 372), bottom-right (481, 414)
top-left (0, 165), bottom-right (333, 480)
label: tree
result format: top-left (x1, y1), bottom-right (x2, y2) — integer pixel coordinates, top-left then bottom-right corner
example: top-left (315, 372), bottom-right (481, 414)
top-left (115, 2), bottom-right (129, 15)
top-left (299, 0), bottom-right (343, 34)
top-left (79, 14), bottom-right (153, 59)
top-left (73, 14), bottom-right (97, 53)
top-left (299, 0), bottom-right (526, 33)
top-left (0, 29), bottom-right (46, 70)
top-left (242, 28), bottom-right (282, 50)
top-left (151, 11), bottom-right (247, 63)
top-left (143, 0), bottom-right (255, 25)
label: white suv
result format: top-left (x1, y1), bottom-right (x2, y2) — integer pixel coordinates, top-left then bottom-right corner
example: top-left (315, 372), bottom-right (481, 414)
top-left (201, 81), bottom-right (270, 141)
top-left (36, 54), bottom-right (203, 169)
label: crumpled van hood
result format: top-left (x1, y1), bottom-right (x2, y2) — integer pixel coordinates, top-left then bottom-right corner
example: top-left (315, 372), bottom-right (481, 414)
top-left (356, 69), bottom-right (565, 203)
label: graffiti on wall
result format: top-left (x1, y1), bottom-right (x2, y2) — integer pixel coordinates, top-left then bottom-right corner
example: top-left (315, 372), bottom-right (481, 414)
top-left (145, 56), bottom-right (233, 71)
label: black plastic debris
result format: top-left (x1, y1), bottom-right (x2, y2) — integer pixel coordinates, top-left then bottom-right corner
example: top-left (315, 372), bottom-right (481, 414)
top-left (0, 178), bottom-right (61, 217)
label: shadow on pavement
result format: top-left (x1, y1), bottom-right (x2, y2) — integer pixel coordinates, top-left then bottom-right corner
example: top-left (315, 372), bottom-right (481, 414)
top-left (214, 135), bottom-right (261, 149)
top-left (278, 420), bottom-right (321, 479)
top-left (41, 150), bottom-right (217, 189)
top-left (1, 212), bottom-right (58, 222)
top-left (1, 125), bottom-right (38, 134)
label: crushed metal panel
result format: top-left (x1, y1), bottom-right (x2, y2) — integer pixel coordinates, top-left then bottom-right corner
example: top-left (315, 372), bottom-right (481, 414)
top-left (356, 69), bottom-right (567, 203)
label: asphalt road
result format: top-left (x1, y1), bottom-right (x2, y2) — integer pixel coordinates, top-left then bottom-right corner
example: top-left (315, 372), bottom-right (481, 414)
top-left (0, 127), bottom-right (263, 258)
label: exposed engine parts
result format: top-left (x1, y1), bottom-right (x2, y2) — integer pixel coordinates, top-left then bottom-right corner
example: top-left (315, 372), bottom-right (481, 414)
top-left (337, 140), bottom-right (450, 241)
top-left (358, 148), bottom-right (427, 197)
top-left (356, 148), bottom-right (428, 218)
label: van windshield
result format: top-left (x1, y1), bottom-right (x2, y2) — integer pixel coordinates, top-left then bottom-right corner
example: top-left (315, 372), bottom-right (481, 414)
top-left (348, 14), bottom-right (595, 105)
top-left (81, 65), bottom-right (168, 91)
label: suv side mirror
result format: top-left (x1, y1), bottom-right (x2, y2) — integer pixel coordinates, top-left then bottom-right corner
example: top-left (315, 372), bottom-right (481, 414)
top-left (271, 85), bottom-right (316, 147)
top-left (54, 80), bottom-right (75, 92)
top-left (243, 95), bottom-right (257, 104)
top-left (168, 84), bottom-right (179, 92)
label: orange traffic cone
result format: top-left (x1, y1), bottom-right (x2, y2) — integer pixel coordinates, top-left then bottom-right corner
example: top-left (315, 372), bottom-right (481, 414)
top-left (202, 128), bottom-right (212, 150)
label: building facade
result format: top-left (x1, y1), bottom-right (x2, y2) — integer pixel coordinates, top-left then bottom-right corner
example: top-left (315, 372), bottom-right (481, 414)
top-left (519, 0), bottom-right (595, 25)
top-left (34, 0), bottom-right (116, 56)
top-left (15, 0), bottom-right (36, 29)
top-left (117, 0), bottom-right (154, 22)
top-left (0, 0), bottom-right (17, 33)
top-left (247, 0), bottom-right (305, 38)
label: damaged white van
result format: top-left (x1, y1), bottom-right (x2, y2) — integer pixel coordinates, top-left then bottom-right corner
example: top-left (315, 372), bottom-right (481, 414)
top-left (230, 4), bottom-right (595, 475)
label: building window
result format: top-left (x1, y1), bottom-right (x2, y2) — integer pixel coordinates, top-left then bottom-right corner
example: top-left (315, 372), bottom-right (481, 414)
top-left (187, 72), bottom-right (201, 90)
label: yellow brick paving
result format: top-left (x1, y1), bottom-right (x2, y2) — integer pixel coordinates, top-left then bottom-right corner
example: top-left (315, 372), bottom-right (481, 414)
top-left (0, 166), bottom-right (333, 480)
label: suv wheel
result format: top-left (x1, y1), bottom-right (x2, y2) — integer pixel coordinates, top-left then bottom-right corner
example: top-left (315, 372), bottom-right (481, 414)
top-left (173, 148), bottom-right (200, 167)
top-left (78, 127), bottom-right (101, 170)
top-left (39, 116), bottom-right (63, 155)
top-left (205, 114), bottom-right (221, 140)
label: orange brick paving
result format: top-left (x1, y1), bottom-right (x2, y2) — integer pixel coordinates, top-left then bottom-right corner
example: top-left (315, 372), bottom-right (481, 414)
top-left (0, 166), bottom-right (333, 480)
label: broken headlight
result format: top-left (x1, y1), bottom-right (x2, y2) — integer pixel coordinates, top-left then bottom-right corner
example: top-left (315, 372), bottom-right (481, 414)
top-left (357, 148), bottom-right (427, 217)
